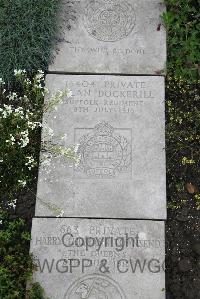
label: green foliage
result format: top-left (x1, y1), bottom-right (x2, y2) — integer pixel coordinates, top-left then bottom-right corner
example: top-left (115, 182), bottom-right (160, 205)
top-left (0, 0), bottom-right (61, 82)
top-left (0, 71), bottom-right (75, 211)
top-left (0, 214), bottom-right (33, 298)
top-left (164, 0), bottom-right (200, 210)
top-left (0, 71), bottom-right (44, 209)
top-left (0, 214), bottom-right (47, 298)
top-left (27, 283), bottom-right (48, 299)
top-left (0, 1), bottom-right (64, 298)
top-left (163, 0), bottom-right (200, 81)
top-left (0, 70), bottom-right (75, 297)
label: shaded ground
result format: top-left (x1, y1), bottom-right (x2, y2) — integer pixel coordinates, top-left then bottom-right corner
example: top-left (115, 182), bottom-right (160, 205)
top-left (15, 186), bottom-right (37, 227)
top-left (166, 203), bottom-right (200, 299)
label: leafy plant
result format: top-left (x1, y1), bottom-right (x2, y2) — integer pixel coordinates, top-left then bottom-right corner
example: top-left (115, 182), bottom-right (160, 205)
top-left (0, 214), bottom-right (32, 298)
top-left (27, 283), bottom-right (48, 299)
top-left (0, 70), bottom-right (76, 298)
top-left (0, 71), bottom-right (44, 209)
top-left (0, 213), bottom-right (48, 298)
top-left (0, 70), bottom-right (76, 212)
top-left (163, 0), bottom-right (200, 81)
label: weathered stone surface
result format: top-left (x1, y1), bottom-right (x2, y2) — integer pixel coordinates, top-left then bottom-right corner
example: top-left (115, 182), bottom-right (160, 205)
top-left (50, 0), bottom-right (166, 74)
top-left (35, 74), bottom-right (166, 219)
top-left (30, 218), bottom-right (165, 299)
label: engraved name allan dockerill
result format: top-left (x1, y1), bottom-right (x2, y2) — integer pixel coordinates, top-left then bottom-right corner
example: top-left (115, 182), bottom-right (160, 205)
top-left (84, 0), bottom-right (136, 42)
top-left (75, 122), bottom-right (132, 178)
top-left (65, 274), bottom-right (126, 299)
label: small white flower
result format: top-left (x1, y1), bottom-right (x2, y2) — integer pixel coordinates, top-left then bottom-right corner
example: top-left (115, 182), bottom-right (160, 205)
top-left (0, 78), bottom-right (5, 85)
top-left (28, 121), bottom-right (36, 129)
top-left (21, 137), bottom-right (29, 148)
top-left (5, 134), bottom-right (15, 145)
top-left (34, 121), bottom-right (42, 128)
top-left (4, 104), bottom-right (12, 115)
top-left (74, 144), bottom-right (80, 153)
top-left (36, 72), bottom-right (44, 79)
top-left (9, 134), bottom-right (15, 145)
top-left (14, 107), bottom-right (24, 119)
top-left (2, 110), bottom-right (7, 118)
top-left (27, 121), bottom-right (42, 130)
top-left (23, 95), bottom-right (29, 102)
top-left (10, 134), bottom-right (15, 141)
top-left (74, 155), bottom-right (81, 167)
top-left (14, 69), bottom-right (26, 76)
top-left (7, 92), bottom-right (18, 101)
top-left (18, 130), bottom-right (29, 147)
top-left (25, 156), bottom-right (35, 170)
top-left (35, 83), bottom-right (42, 89)
top-left (18, 180), bottom-right (26, 187)
top-left (36, 70), bottom-right (44, 78)
top-left (21, 129), bottom-right (28, 136)
top-left (24, 78), bottom-right (31, 85)
top-left (56, 210), bottom-right (64, 217)
top-left (66, 89), bottom-right (73, 98)
top-left (8, 199), bottom-right (17, 209)
top-left (61, 134), bottom-right (67, 140)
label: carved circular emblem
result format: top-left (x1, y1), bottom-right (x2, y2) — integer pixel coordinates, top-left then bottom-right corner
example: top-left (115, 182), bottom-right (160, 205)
top-left (76, 122), bottom-right (132, 178)
top-left (64, 274), bottom-right (126, 299)
top-left (83, 0), bottom-right (136, 42)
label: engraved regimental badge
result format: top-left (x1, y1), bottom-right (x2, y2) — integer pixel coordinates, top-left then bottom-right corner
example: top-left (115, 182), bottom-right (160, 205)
top-left (75, 122), bottom-right (132, 179)
top-left (83, 0), bottom-right (136, 42)
top-left (64, 274), bottom-right (126, 299)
